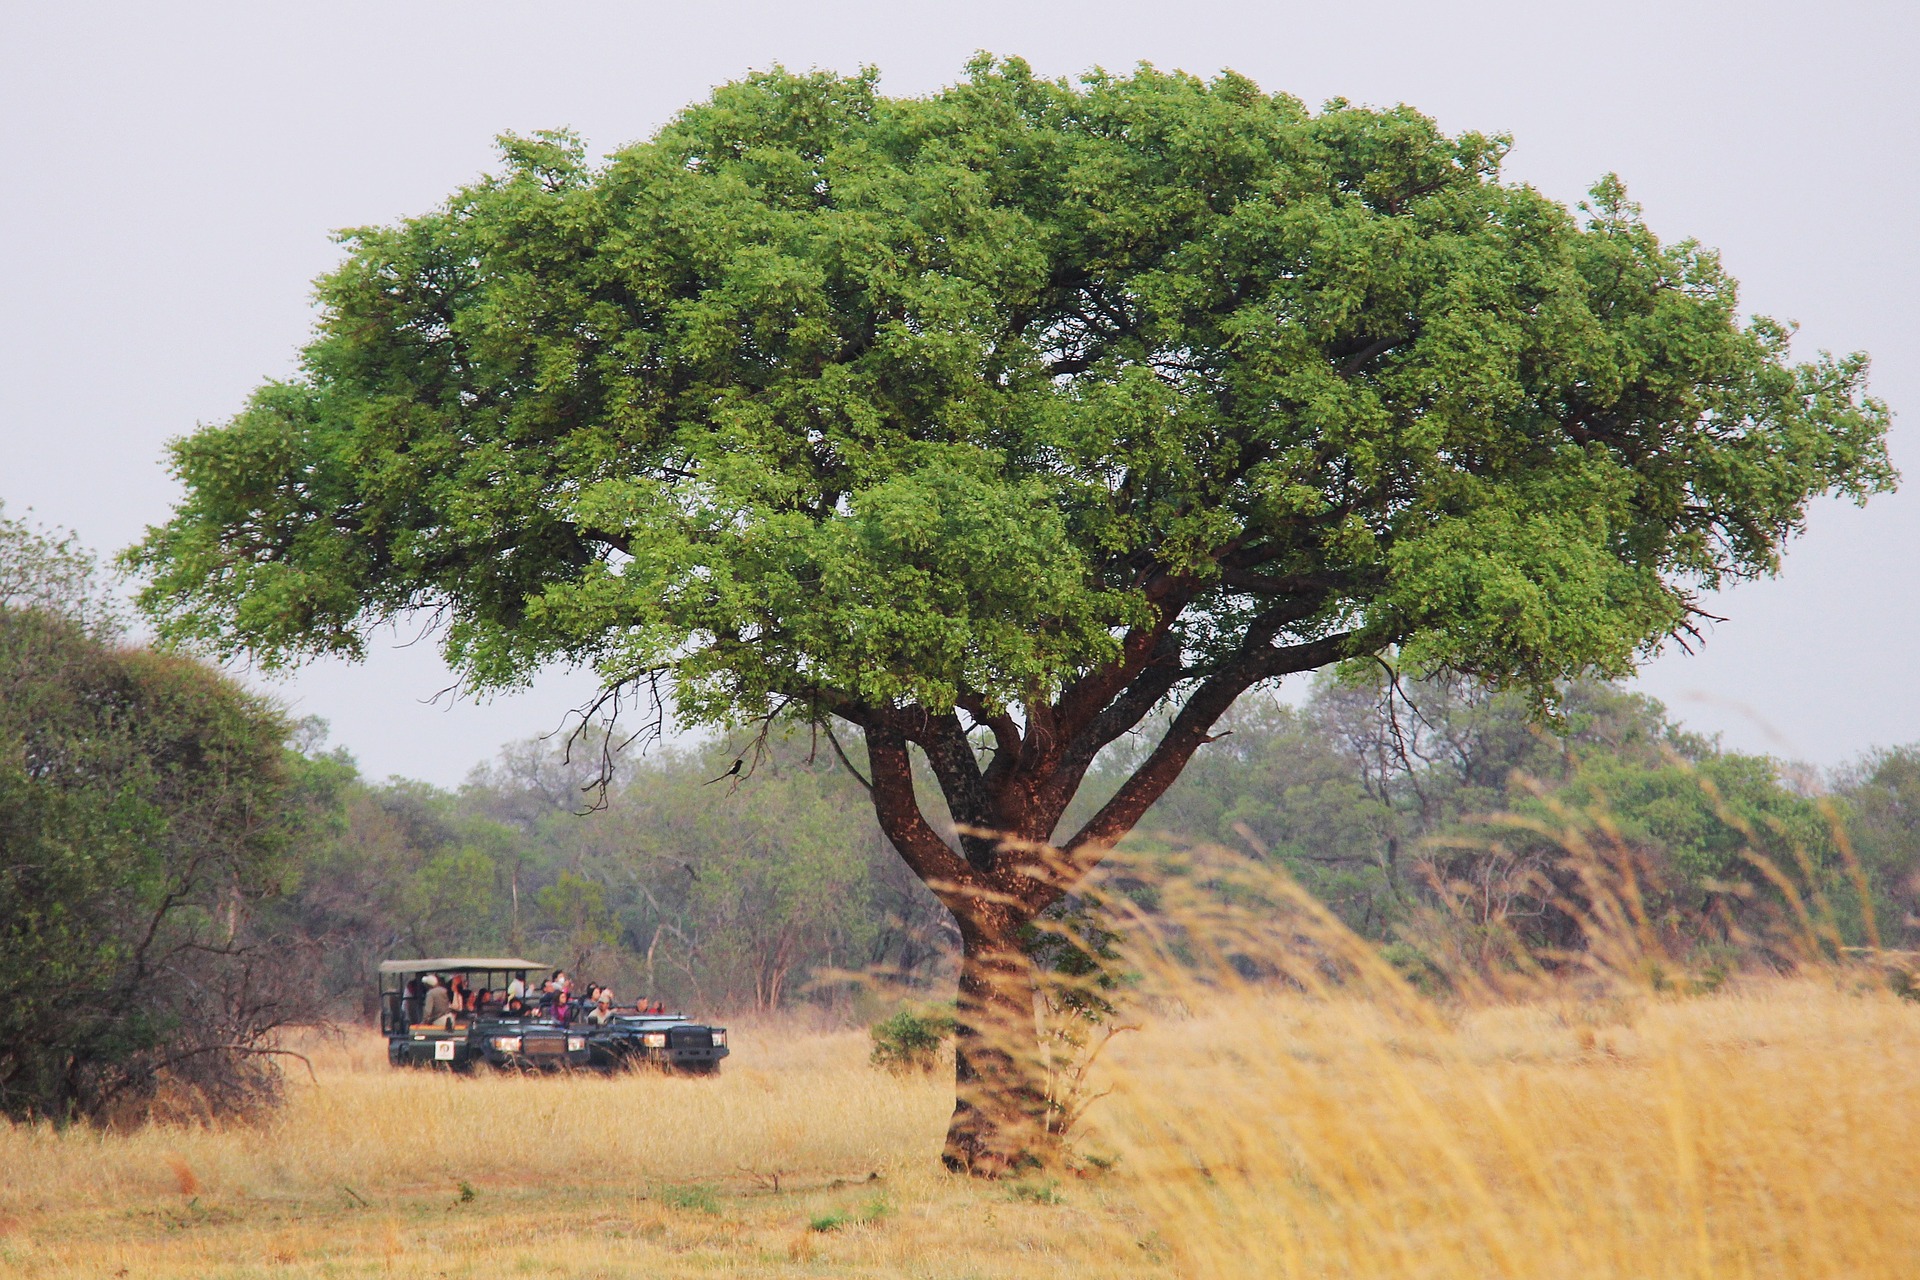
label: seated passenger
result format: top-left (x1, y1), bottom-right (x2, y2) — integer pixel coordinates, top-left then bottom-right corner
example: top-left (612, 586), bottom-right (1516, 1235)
top-left (501, 996), bottom-right (527, 1018)
top-left (403, 976), bottom-right (425, 1025)
top-left (421, 974), bottom-right (454, 1029)
top-left (585, 992), bottom-right (614, 1026)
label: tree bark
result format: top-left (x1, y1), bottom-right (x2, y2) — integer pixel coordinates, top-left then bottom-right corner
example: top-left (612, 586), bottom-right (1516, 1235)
top-left (942, 911), bottom-right (1048, 1175)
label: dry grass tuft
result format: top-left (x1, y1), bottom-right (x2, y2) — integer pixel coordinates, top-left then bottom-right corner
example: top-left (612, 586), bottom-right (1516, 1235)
top-left (162, 1154), bottom-right (199, 1197)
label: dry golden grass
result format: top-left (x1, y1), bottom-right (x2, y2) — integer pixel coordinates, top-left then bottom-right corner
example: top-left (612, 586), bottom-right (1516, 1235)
top-left (2, 974), bottom-right (1917, 1279)
top-left (1096, 976), bottom-right (1920, 1279)
top-left (0, 1022), bottom-right (1152, 1279)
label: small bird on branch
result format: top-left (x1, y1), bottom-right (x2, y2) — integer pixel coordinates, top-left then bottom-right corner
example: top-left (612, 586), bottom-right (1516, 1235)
top-left (704, 758), bottom-right (743, 786)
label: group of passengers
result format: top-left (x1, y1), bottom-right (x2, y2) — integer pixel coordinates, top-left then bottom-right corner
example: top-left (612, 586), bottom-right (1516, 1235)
top-left (405, 970), bottom-right (668, 1029)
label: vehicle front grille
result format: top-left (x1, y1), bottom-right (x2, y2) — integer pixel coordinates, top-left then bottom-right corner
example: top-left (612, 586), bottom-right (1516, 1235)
top-left (524, 1038), bottom-right (565, 1055)
top-left (668, 1027), bottom-right (712, 1050)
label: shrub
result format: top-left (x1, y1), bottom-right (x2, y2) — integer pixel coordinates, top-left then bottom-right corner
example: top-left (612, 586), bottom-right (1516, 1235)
top-left (868, 1005), bottom-right (954, 1073)
top-left (1380, 942), bottom-right (1449, 996)
top-left (654, 1183), bottom-right (721, 1214)
top-left (809, 1197), bottom-right (888, 1232)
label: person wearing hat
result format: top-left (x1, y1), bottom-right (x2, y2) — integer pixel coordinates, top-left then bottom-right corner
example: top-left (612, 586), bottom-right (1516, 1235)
top-left (421, 974), bottom-right (453, 1029)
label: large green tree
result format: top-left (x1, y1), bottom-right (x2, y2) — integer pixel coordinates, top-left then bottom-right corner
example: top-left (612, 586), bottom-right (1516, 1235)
top-left (128, 59), bottom-right (1894, 1170)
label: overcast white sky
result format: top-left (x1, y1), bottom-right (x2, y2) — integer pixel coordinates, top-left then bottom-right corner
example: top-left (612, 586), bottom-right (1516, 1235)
top-left (3, 0), bottom-right (1914, 786)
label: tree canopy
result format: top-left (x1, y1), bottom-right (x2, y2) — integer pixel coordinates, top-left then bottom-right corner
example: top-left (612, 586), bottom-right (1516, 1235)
top-left (126, 57), bottom-right (1894, 1168)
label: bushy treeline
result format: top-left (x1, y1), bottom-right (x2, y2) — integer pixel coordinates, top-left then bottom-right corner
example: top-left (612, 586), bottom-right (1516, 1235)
top-left (1095, 674), bottom-right (1920, 968)
top-left (273, 729), bottom-right (956, 1018)
top-left (281, 672), bottom-right (1920, 1021)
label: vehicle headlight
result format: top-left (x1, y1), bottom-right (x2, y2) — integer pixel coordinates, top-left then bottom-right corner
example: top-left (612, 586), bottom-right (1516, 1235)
top-left (490, 1036), bottom-right (522, 1052)
top-left (642, 1032), bottom-right (667, 1048)
top-left (567, 1036), bottom-right (586, 1052)
top-left (710, 1029), bottom-right (726, 1047)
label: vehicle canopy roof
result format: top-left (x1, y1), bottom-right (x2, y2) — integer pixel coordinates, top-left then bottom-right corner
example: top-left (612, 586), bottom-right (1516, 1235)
top-left (376, 957), bottom-right (547, 975)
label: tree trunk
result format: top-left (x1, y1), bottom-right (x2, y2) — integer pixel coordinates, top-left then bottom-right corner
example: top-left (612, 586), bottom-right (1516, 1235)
top-left (942, 913), bottom-right (1049, 1175)
top-left (847, 639), bottom-right (1352, 1175)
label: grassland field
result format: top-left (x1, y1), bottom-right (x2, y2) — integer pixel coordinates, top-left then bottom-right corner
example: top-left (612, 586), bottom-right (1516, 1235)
top-left (2, 976), bottom-right (1918, 1279)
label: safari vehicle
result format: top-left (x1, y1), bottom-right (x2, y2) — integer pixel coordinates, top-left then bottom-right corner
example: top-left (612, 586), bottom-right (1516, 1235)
top-left (377, 958), bottom-right (590, 1072)
top-left (585, 1011), bottom-right (730, 1074)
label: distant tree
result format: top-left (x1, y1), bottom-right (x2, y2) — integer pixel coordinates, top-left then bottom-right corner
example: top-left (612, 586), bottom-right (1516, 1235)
top-left (1830, 746), bottom-right (1920, 948)
top-left (126, 61), bottom-right (1894, 1170)
top-left (0, 501), bottom-right (125, 637)
top-left (619, 739), bottom-right (928, 1010)
top-left (1098, 676), bottom-right (1722, 941)
top-left (266, 758), bottom-right (524, 1010)
top-left (534, 869), bottom-right (618, 977)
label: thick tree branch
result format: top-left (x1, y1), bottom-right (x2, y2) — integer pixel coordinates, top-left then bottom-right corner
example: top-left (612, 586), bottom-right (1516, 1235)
top-left (862, 725), bottom-right (979, 907)
top-left (955, 689), bottom-right (1023, 764)
top-left (1055, 631), bottom-right (1354, 894)
top-left (917, 711), bottom-right (1002, 870)
top-left (1218, 567), bottom-right (1348, 596)
top-left (1026, 628), bottom-right (1189, 832)
top-left (1049, 576), bottom-right (1194, 750)
top-left (1335, 335), bottom-right (1402, 378)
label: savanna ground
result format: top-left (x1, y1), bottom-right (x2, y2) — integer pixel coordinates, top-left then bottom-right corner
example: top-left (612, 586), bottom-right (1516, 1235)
top-left (3, 975), bottom-right (1919, 1279)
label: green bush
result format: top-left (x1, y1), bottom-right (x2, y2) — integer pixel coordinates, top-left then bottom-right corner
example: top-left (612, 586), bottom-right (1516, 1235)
top-left (868, 1005), bottom-right (954, 1073)
top-left (1379, 942), bottom-right (1448, 996)
top-left (810, 1197), bottom-right (889, 1232)
top-left (654, 1183), bottom-right (721, 1214)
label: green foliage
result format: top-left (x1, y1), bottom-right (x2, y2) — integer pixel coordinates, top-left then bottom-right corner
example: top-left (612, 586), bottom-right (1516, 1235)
top-left (0, 606), bottom-right (308, 1121)
top-left (1379, 941), bottom-right (1448, 995)
top-left (1530, 751), bottom-right (1833, 887)
top-left (1005, 1177), bottom-right (1065, 1205)
top-left (869, 1005), bottom-right (955, 1073)
top-left (129, 59), bottom-right (1890, 727)
top-left (534, 870), bottom-right (617, 973)
top-left (1832, 746), bottom-right (1920, 946)
top-left (810, 1197), bottom-right (889, 1232)
top-left (654, 1183), bottom-right (722, 1214)
top-left (0, 501), bottom-right (125, 638)
top-left (1103, 671), bottom-right (1873, 958)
